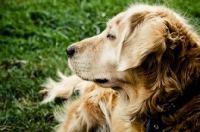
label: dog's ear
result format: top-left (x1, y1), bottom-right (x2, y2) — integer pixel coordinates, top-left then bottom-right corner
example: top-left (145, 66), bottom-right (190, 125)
top-left (117, 17), bottom-right (167, 71)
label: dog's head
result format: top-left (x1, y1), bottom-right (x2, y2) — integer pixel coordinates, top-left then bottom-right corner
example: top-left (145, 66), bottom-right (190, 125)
top-left (67, 4), bottom-right (200, 117)
top-left (67, 5), bottom-right (167, 86)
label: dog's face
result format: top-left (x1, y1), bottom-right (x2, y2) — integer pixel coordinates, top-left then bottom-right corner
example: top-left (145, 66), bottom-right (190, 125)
top-left (67, 12), bottom-right (126, 88)
top-left (67, 5), bottom-right (167, 88)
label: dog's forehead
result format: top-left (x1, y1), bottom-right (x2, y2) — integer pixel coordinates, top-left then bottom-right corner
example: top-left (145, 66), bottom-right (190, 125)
top-left (107, 4), bottom-right (158, 28)
top-left (107, 12), bottom-right (126, 28)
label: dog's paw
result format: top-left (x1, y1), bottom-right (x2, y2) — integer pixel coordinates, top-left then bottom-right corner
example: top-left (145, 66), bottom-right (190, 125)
top-left (73, 81), bottom-right (93, 96)
top-left (40, 71), bottom-right (82, 104)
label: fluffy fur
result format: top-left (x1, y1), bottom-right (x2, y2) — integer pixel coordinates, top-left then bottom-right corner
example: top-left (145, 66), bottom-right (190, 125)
top-left (41, 4), bottom-right (200, 132)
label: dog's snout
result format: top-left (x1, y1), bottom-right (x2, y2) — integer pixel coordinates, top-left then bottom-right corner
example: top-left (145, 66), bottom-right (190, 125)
top-left (66, 46), bottom-right (75, 58)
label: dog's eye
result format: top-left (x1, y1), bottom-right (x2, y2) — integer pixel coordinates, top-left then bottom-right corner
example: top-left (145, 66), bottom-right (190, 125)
top-left (107, 34), bottom-right (116, 40)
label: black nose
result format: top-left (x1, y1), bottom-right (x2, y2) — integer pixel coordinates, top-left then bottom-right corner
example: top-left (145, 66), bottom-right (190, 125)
top-left (66, 46), bottom-right (75, 58)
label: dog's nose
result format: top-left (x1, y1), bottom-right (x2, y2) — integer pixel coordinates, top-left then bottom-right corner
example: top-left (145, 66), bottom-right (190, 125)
top-left (66, 46), bottom-right (75, 58)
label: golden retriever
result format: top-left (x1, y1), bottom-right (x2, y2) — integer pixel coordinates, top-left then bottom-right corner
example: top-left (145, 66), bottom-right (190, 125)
top-left (41, 4), bottom-right (200, 132)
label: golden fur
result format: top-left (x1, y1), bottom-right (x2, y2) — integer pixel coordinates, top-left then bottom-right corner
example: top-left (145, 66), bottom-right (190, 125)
top-left (41, 4), bottom-right (200, 132)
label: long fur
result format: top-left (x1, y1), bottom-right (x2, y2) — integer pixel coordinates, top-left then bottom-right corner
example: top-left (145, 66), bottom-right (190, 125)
top-left (41, 4), bottom-right (200, 132)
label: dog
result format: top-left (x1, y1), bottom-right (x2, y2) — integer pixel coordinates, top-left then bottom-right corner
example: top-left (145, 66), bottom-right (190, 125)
top-left (41, 4), bottom-right (200, 132)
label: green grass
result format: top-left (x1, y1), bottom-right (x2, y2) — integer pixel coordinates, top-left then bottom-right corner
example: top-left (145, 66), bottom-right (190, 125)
top-left (0, 0), bottom-right (200, 131)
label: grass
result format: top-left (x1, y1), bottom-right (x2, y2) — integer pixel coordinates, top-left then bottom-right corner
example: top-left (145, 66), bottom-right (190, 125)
top-left (0, 0), bottom-right (200, 131)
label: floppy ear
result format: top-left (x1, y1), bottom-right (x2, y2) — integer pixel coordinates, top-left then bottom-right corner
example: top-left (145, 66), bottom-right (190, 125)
top-left (117, 17), bottom-right (167, 71)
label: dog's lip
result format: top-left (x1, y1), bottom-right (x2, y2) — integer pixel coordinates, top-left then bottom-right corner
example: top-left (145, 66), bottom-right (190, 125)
top-left (79, 76), bottom-right (109, 84)
top-left (94, 78), bottom-right (109, 84)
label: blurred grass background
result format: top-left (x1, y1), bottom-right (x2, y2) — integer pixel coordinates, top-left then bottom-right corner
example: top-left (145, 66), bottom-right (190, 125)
top-left (0, 0), bottom-right (200, 131)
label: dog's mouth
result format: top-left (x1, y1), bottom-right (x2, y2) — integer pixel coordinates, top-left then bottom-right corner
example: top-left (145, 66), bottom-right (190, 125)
top-left (79, 75), bottom-right (109, 84)
top-left (94, 78), bottom-right (108, 84)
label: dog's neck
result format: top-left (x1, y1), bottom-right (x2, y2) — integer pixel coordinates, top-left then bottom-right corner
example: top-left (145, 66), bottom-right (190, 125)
top-left (145, 75), bottom-right (200, 132)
